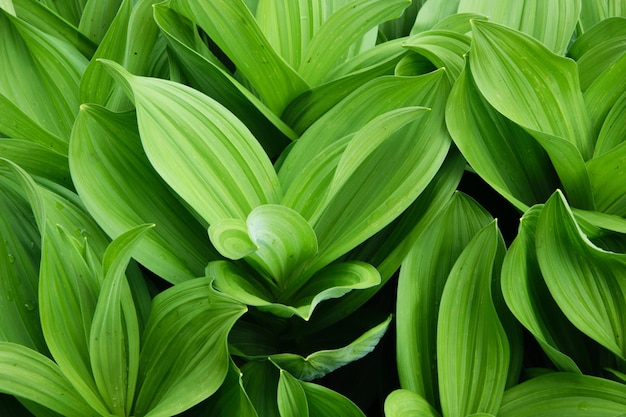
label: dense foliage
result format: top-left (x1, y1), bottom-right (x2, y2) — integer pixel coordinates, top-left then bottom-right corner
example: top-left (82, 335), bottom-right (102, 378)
top-left (1, 0), bottom-right (626, 416)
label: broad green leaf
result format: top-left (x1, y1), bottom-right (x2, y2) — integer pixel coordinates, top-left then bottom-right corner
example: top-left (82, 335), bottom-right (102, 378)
top-left (431, 12), bottom-right (486, 33)
top-left (0, 163), bottom-right (45, 352)
top-left (459, 0), bottom-right (581, 55)
top-left (0, 0), bottom-right (14, 14)
top-left (297, 0), bottom-right (410, 85)
top-left (101, 60), bottom-right (282, 225)
top-left (0, 10), bottom-right (87, 149)
top-left (380, 0), bottom-right (421, 39)
top-left (279, 69), bottom-right (449, 190)
top-left (78, 0), bottom-right (122, 43)
top-left (402, 30), bottom-right (471, 82)
top-left (0, 139), bottom-right (71, 189)
top-left (501, 205), bottom-right (591, 373)
top-left (153, 3), bottom-right (294, 158)
top-left (595, 90), bottom-right (626, 157)
top-left (384, 390), bottom-right (441, 417)
top-left (583, 53), bottom-right (626, 142)
top-left (578, 1), bottom-right (626, 34)
top-left (411, 0), bottom-right (461, 34)
top-left (588, 141), bottom-right (626, 217)
top-left (37, 0), bottom-right (85, 26)
top-left (70, 104), bottom-right (219, 283)
top-left (397, 192), bottom-right (493, 405)
top-left (80, 0), bottom-right (165, 112)
top-left (209, 205), bottom-right (318, 289)
top-left (499, 373), bottom-right (626, 416)
top-left (447, 63), bottom-right (558, 212)
top-left (536, 191), bottom-right (626, 359)
top-left (301, 381), bottom-right (366, 417)
top-left (133, 278), bottom-right (246, 417)
top-left (89, 225), bottom-right (152, 416)
top-left (437, 221), bottom-right (509, 417)
top-left (0, 342), bottom-right (97, 417)
top-left (277, 370), bottom-right (308, 417)
top-left (12, 0), bottom-right (96, 58)
top-left (270, 316), bottom-right (390, 381)
top-left (167, 0), bottom-right (309, 114)
top-left (470, 20), bottom-right (593, 160)
top-left (242, 360), bottom-right (281, 417)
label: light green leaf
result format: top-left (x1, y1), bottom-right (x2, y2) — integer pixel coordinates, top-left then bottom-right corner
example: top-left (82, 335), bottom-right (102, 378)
top-left (446, 63), bottom-right (558, 212)
top-left (501, 205), bottom-right (591, 373)
top-left (459, 0), bottom-right (581, 55)
top-left (0, 139), bottom-right (71, 189)
top-left (578, 1), bottom-right (626, 34)
top-left (411, 0), bottom-right (461, 34)
top-left (397, 192), bottom-right (493, 405)
top-left (470, 20), bottom-right (593, 160)
top-left (70, 104), bottom-right (219, 283)
top-left (167, 0), bottom-right (309, 114)
top-left (588, 141), bottom-right (626, 216)
top-left (37, 0), bottom-right (86, 27)
top-left (402, 30), bottom-right (471, 81)
top-left (0, 342), bottom-right (97, 417)
top-left (595, 89), bottom-right (626, 157)
top-left (90, 225), bottom-right (152, 416)
top-left (0, 0), bottom-right (14, 14)
top-left (536, 191), bottom-right (626, 359)
top-left (209, 205), bottom-right (318, 289)
top-left (297, 0), bottom-right (410, 85)
top-left (78, 0), bottom-right (122, 43)
top-left (499, 373), bottom-right (626, 416)
top-left (277, 370), bottom-right (309, 417)
top-left (134, 278), bottom-right (246, 417)
top-left (437, 221), bottom-right (509, 417)
top-left (301, 381), bottom-right (366, 417)
top-left (153, 3), bottom-right (295, 158)
top-left (384, 390), bottom-right (441, 417)
top-left (100, 60), bottom-right (282, 225)
top-left (270, 316), bottom-right (390, 381)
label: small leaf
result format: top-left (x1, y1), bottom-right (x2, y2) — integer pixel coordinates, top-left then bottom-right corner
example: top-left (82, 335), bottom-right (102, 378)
top-left (277, 370), bottom-right (309, 417)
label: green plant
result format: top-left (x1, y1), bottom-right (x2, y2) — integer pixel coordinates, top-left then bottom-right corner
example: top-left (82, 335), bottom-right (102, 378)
top-left (0, 0), bottom-right (625, 416)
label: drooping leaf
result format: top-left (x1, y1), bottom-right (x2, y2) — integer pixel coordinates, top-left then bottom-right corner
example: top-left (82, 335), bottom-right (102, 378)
top-left (498, 373), bottom-right (626, 416)
top-left (437, 221), bottom-right (509, 417)
top-left (384, 390), bottom-right (441, 417)
top-left (402, 30), bottom-right (471, 82)
top-left (536, 191), bottom-right (626, 359)
top-left (0, 342), bottom-right (97, 417)
top-left (100, 60), bottom-right (282, 225)
top-left (167, 0), bottom-right (309, 114)
top-left (270, 316), bottom-right (390, 381)
top-left (411, 0), bottom-right (461, 34)
top-left (89, 224), bottom-right (152, 416)
top-left (396, 192), bottom-right (493, 405)
top-left (70, 104), bottom-right (219, 283)
top-left (133, 277), bottom-right (246, 417)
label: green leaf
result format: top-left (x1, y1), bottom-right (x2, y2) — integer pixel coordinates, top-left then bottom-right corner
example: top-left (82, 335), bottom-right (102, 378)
top-left (301, 381), bottom-right (366, 417)
top-left (536, 191), bottom-right (626, 359)
top-left (499, 373), bottom-right (626, 416)
top-left (578, 2), bottom-right (626, 34)
top-left (587, 141), bottom-right (626, 216)
top-left (446, 62), bottom-right (559, 211)
top-left (270, 316), bottom-right (390, 381)
top-left (277, 370), bottom-right (309, 417)
top-left (242, 360), bottom-right (281, 417)
top-left (37, 0), bottom-right (85, 27)
top-left (0, 139), bottom-right (71, 189)
top-left (70, 104), bottom-right (219, 283)
top-left (100, 60), bottom-right (282, 225)
top-left (78, 0), bottom-right (122, 43)
top-left (595, 89), bottom-right (626, 157)
top-left (402, 30), bottom-right (471, 81)
top-left (397, 192), bottom-right (493, 405)
top-left (384, 390), bottom-right (441, 417)
top-left (209, 205), bottom-right (318, 289)
top-left (411, 0), bottom-right (461, 34)
top-left (459, 0), bottom-right (581, 55)
top-left (167, 0), bottom-right (309, 114)
top-left (501, 205), bottom-right (591, 373)
top-left (133, 278), bottom-right (246, 417)
top-left (153, 3), bottom-right (294, 158)
top-left (0, 342), bottom-right (97, 417)
top-left (437, 221), bottom-right (509, 417)
top-left (297, 0), bottom-right (410, 85)
top-left (89, 225), bottom-right (152, 416)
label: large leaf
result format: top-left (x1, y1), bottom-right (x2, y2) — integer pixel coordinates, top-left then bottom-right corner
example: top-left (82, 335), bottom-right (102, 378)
top-left (101, 60), bottom-right (282, 225)
top-left (458, 0), bottom-right (580, 54)
top-left (501, 205), bottom-right (592, 373)
top-left (578, 1), bottom-right (626, 34)
top-left (242, 360), bottom-right (281, 417)
top-left (0, 139), bottom-right (71, 189)
top-left (595, 89), bottom-right (626, 157)
top-left (437, 221), bottom-right (509, 417)
top-left (536, 191), bottom-right (626, 359)
top-left (133, 278), bottom-right (246, 417)
top-left (499, 373), bottom-right (626, 416)
top-left (587, 141), bottom-right (626, 217)
top-left (447, 63), bottom-right (559, 211)
top-left (384, 390), bottom-right (441, 417)
top-left (70, 104), bottom-right (219, 283)
top-left (89, 225), bottom-right (152, 416)
top-left (77, 0), bottom-right (122, 43)
top-left (0, 342), bottom-right (97, 417)
top-left (167, 0), bottom-right (309, 114)
top-left (396, 192), bottom-right (493, 406)
top-left (277, 370), bottom-right (308, 417)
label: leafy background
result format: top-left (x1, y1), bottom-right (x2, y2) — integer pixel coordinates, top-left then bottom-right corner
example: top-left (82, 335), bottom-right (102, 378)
top-left (1, 0), bottom-right (626, 416)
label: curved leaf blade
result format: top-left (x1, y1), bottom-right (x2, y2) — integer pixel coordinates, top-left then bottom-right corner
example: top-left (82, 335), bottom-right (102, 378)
top-left (384, 390), bottom-right (441, 417)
